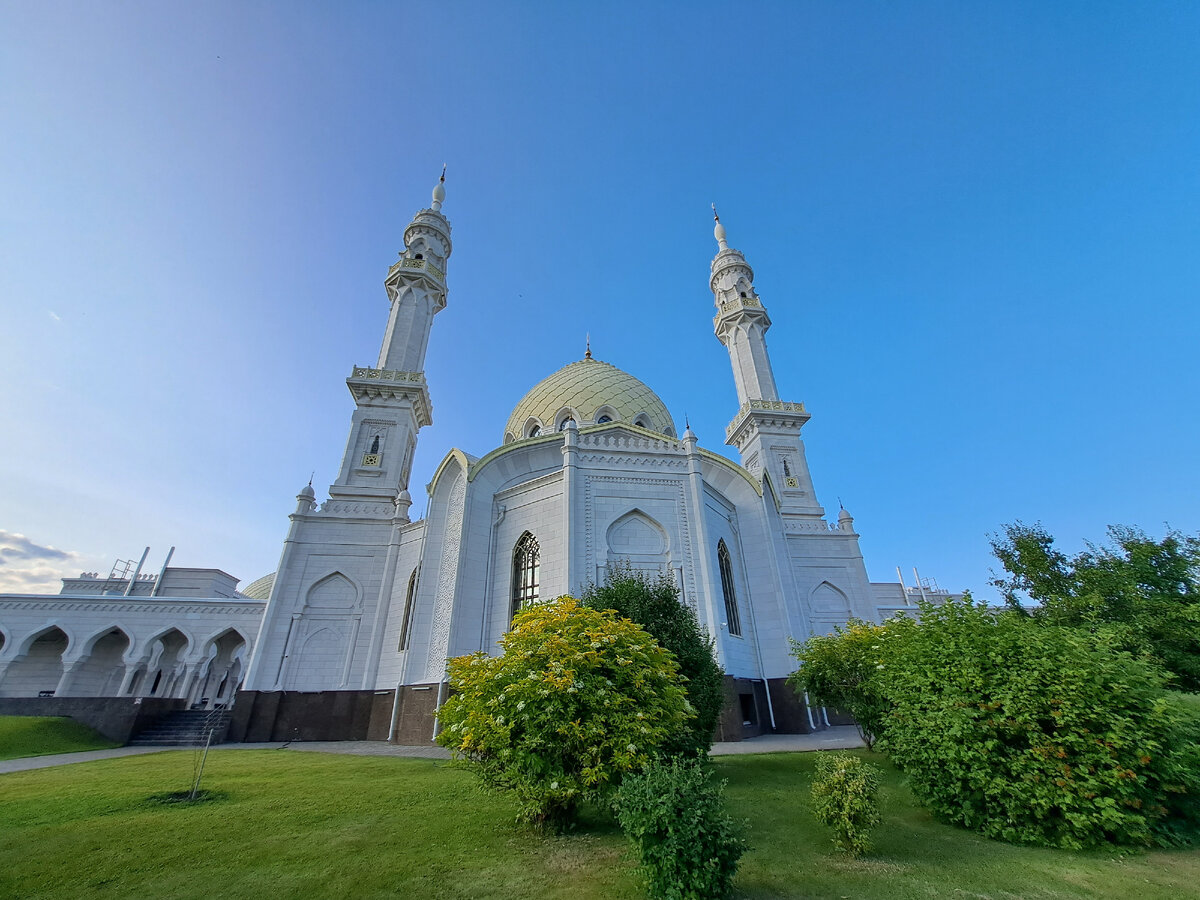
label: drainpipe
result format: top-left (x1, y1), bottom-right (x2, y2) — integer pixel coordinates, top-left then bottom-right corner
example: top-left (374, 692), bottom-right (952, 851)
top-left (731, 522), bottom-right (776, 730)
top-left (431, 671), bottom-right (449, 741)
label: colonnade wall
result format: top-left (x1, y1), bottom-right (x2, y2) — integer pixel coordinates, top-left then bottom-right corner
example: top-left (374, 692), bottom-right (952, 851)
top-left (0, 594), bottom-right (264, 706)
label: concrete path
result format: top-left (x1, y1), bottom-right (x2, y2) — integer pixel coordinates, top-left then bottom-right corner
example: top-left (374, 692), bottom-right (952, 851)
top-left (0, 745), bottom-right (173, 774)
top-left (2, 725), bottom-right (864, 774)
top-left (710, 725), bottom-right (864, 755)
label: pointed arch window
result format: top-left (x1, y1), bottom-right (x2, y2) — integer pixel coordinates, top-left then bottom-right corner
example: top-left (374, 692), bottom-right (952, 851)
top-left (717, 539), bottom-right (742, 637)
top-left (398, 565), bottom-right (419, 651)
top-left (511, 532), bottom-right (540, 619)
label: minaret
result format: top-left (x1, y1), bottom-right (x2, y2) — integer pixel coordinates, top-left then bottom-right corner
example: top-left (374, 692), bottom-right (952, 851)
top-left (328, 171), bottom-right (453, 502)
top-left (710, 207), bottom-right (823, 516)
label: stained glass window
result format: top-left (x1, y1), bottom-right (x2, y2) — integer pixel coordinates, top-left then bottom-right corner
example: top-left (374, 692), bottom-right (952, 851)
top-left (717, 539), bottom-right (742, 637)
top-left (512, 532), bottom-right (540, 619)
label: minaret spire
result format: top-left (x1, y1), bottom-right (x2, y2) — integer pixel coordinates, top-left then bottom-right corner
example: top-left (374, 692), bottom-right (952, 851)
top-left (432, 165), bottom-right (446, 212)
top-left (712, 204), bottom-right (728, 251)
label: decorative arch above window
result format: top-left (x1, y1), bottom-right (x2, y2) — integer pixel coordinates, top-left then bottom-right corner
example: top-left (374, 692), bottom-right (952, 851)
top-left (398, 565), bottom-right (420, 651)
top-left (634, 415), bottom-right (652, 430)
top-left (511, 532), bottom-right (540, 619)
top-left (717, 539), bottom-right (742, 637)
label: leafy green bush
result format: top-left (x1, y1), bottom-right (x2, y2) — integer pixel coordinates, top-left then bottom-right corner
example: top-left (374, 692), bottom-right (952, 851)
top-left (436, 596), bottom-right (691, 828)
top-left (614, 757), bottom-right (747, 900)
top-left (788, 618), bottom-right (911, 749)
top-left (810, 752), bottom-right (883, 857)
top-left (880, 597), bottom-right (1200, 848)
top-left (582, 566), bottom-right (725, 755)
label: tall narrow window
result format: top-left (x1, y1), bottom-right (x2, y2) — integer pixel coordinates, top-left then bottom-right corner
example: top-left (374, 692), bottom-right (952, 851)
top-left (398, 566), bottom-right (419, 651)
top-left (717, 539), bottom-right (742, 637)
top-left (511, 532), bottom-right (540, 619)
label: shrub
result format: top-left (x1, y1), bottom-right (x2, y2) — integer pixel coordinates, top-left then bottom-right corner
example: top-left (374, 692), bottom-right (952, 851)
top-left (788, 618), bottom-right (911, 749)
top-left (582, 567), bottom-right (725, 755)
top-left (880, 597), bottom-right (1200, 848)
top-left (614, 757), bottom-right (747, 900)
top-left (435, 596), bottom-right (691, 828)
top-left (810, 752), bottom-right (883, 857)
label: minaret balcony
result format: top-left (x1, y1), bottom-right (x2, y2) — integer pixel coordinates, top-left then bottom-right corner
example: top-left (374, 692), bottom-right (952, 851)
top-left (725, 399), bottom-right (810, 444)
top-left (386, 256), bottom-right (445, 284)
top-left (346, 366), bottom-right (433, 426)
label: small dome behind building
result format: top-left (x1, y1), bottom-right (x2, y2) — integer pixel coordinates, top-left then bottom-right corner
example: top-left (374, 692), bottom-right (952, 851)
top-left (241, 572), bottom-right (276, 600)
top-left (504, 357), bottom-right (676, 443)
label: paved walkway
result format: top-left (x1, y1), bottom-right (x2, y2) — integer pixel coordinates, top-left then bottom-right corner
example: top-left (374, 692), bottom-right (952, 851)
top-left (1, 725), bottom-right (864, 774)
top-left (0, 745), bottom-right (174, 774)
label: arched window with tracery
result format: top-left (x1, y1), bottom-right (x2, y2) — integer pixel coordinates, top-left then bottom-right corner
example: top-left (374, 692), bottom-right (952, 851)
top-left (511, 532), bottom-right (540, 619)
top-left (397, 565), bottom-right (419, 651)
top-left (717, 539), bottom-right (742, 637)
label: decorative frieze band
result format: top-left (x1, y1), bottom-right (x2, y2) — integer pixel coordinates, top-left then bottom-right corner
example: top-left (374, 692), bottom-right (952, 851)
top-left (0, 597), bottom-right (266, 615)
top-left (350, 367), bottom-right (425, 383)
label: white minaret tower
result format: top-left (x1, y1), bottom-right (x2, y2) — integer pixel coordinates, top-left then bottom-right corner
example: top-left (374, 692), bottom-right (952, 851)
top-left (243, 173), bottom-right (453, 695)
top-left (710, 207), bottom-right (824, 517)
top-left (329, 169), bottom-right (453, 502)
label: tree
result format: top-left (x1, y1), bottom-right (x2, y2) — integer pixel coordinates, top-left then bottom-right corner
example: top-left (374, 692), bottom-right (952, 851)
top-left (879, 596), bottom-right (1200, 849)
top-left (435, 596), bottom-right (691, 828)
top-left (991, 523), bottom-right (1200, 691)
top-left (581, 567), bottom-right (725, 756)
top-left (787, 617), bottom-right (912, 750)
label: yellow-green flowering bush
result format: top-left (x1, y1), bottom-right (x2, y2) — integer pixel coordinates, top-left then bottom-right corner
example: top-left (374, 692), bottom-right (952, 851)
top-left (436, 596), bottom-right (692, 827)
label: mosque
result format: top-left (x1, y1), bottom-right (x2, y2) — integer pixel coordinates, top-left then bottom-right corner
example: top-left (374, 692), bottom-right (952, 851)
top-left (0, 176), bottom-right (931, 743)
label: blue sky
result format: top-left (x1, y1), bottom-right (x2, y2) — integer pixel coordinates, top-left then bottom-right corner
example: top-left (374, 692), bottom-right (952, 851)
top-left (1, 1), bottom-right (1197, 597)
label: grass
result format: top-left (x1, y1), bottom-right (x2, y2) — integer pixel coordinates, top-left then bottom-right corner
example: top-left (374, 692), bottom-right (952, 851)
top-left (0, 748), bottom-right (1197, 899)
top-left (0, 716), bottom-right (120, 760)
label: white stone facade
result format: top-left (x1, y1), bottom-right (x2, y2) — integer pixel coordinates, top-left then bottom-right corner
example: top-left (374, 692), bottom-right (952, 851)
top-left (0, 179), bottom-right (920, 739)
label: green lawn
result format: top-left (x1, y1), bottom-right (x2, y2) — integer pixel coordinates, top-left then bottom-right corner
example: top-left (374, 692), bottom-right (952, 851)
top-left (0, 716), bottom-right (120, 760)
top-left (0, 748), bottom-right (1197, 899)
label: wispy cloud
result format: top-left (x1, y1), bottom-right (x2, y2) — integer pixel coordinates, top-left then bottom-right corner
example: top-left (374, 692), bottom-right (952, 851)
top-left (0, 531), bottom-right (81, 593)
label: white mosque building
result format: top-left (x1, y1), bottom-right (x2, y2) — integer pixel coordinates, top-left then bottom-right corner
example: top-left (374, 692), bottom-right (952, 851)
top-left (0, 176), bottom-right (928, 743)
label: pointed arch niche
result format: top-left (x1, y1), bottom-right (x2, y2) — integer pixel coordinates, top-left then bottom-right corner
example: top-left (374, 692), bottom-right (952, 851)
top-left (808, 581), bottom-right (851, 635)
top-left (303, 572), bottom-right (360, 611)
top-left (605, 509), bottom-right (670, 578)
top-left (285, 571), bottom-right (361, 690)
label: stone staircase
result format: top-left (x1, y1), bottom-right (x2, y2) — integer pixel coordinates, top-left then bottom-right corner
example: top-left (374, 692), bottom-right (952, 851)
top-left (129, 709), bottom-right (232, 746)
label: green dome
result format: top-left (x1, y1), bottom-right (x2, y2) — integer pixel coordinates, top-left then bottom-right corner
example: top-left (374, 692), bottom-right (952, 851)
top-left (241, 572), bottom-right (275, 600)
top-left (504, 357), bottom-right (676, 443)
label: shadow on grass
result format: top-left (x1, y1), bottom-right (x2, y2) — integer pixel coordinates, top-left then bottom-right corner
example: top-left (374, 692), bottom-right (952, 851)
top-left (145, 789), bottom-right (230, 807)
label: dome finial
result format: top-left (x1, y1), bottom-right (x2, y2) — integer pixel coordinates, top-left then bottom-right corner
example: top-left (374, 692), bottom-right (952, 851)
top-left (584, 332), bottom-right (592, 360)
top-left (712, 203), bottom-right (728, 251)
top-left (432, 164), bottom-right (446, 211)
